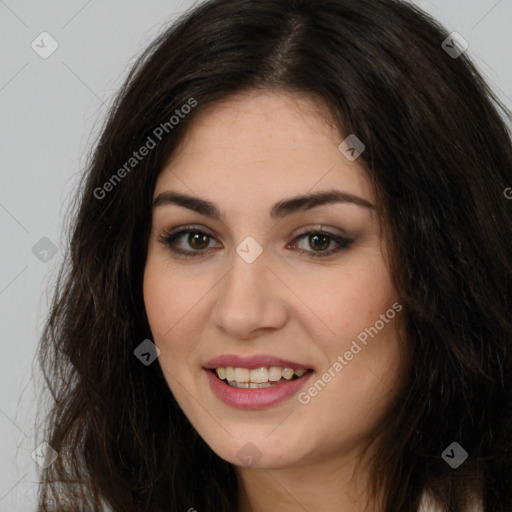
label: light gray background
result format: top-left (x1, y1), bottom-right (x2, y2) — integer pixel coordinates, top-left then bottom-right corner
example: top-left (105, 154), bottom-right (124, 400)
top-left (0, 0), bottom-right (510, 509)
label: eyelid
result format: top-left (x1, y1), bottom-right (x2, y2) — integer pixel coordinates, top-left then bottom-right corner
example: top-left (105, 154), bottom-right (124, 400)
top-left (292, 224), bottom-right (351, 239)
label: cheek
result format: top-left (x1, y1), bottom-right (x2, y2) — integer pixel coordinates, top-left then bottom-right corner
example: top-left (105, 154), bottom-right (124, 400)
top-left (289, 258), bottom-right (399, 355)
top-left (290, 258), bottom-right (404, 416)
top-left (143, 257), bottom-right (200, 359)
top-left (143, 268), bottom-right (176, 340)
top-left (143, 245), bottom-right (204, 335)
top-left (298, 320), bottom-right (404, 448)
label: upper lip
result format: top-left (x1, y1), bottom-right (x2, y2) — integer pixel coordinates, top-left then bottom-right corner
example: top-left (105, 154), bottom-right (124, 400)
top-left (203, 354), bottom-right (312, 370)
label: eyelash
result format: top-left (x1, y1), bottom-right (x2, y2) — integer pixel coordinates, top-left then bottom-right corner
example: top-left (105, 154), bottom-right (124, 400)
top-left (157, 224), bottom-right (353, 259)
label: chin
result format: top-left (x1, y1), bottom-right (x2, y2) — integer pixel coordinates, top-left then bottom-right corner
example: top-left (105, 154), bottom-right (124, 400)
top-left (198, 427), bottom-right (311, 470)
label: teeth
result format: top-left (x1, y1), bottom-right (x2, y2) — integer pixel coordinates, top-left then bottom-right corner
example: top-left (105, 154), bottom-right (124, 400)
top-left (214, 366), bottom-right (308, 386)
top-left (282, 368), bottom-right (294, 380)
top-left (230, 380), bottom-right (249, 388)
top-left (234, 367), bottom-right (250, 382)
top-left (249, 367), bottom-right (268, 383)
top-left (268, 366), bottom-right (283, 381)
top-left (225, 366), bottom-right (235, 381)
top-left (248, 382), bottom-right (271, 388)
top-left (227, 380), bottom-right (273, 389)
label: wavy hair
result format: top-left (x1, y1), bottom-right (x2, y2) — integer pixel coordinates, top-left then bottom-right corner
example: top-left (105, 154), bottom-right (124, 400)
top-left (37, 0), bottom-right (512, 510)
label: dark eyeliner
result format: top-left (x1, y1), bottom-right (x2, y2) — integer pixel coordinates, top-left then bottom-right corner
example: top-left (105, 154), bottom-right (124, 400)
top-left (157, 225), bottom-right (216, 258)
top-left (289, 230), bottom-right (353, 258)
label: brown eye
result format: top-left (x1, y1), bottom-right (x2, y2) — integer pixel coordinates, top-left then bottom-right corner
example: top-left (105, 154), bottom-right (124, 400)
top-left (290, 230), bottom-right (353, 258)
top-left (188, 232), bottom-right (210, 250)
top-left (158, 226), bottom-right (221, 257)
top-left (308, 234), bottom-right (331, 252)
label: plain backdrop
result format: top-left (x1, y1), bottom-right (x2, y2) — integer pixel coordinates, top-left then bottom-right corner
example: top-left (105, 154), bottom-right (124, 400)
top-left (0, 0), bottom-right (511, 509)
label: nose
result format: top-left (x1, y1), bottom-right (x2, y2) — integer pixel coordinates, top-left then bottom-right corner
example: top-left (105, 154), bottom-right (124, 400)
top-left (211, 248), bottom-right (288, 340)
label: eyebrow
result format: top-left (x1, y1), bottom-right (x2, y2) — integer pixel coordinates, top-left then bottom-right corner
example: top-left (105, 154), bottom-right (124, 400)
top-left (152, 189), bottom-right (374, 219)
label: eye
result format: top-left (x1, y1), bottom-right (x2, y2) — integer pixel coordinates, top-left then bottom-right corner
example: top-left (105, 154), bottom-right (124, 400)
top-left (157, 225), bottom-right (353, 259)
top-left (288, 229), bottom-right (353, 258)
top-left (157, 225), bottom-right (220, 258)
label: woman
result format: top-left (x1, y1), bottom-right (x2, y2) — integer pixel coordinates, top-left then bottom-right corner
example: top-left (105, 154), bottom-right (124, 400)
top-left (37, 0), bottom-right (512, 511)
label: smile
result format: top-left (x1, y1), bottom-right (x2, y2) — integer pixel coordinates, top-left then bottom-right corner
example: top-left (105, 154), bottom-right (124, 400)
top-left (203, 355), bottom-right (314, 409)
top-left (214, 366), bottom-right (308, 388)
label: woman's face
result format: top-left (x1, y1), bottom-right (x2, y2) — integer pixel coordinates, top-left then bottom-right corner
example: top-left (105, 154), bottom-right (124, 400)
top-left (143, 90), bottom-right (407, 470)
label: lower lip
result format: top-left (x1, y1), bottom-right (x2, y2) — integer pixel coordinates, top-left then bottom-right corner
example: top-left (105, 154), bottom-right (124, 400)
top-left (205, 369), bottom-right (314, 409)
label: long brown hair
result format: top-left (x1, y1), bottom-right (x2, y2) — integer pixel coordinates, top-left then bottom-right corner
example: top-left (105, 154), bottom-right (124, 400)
top-left (37, 0), bottom-right (512, 510)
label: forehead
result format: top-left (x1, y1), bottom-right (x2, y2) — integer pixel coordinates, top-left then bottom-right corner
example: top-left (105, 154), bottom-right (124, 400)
top-left (154, 90), bottom-right (372, 207)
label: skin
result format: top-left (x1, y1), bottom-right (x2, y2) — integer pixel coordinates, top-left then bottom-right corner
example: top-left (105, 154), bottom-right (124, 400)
top-left (143, 90), bottom-right (409, 512)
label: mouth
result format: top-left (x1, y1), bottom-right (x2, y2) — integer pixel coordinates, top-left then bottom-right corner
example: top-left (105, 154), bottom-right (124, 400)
top-left (203, 355), bottom-right (315, 408)
top-left (210, 366), bottom-right (313, 389)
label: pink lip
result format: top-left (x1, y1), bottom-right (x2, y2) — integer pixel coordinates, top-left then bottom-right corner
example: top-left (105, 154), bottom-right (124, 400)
top-left (203, 354), bottom-right (311, 370)
top-left (203, 354), bottom-right (315, 409)
top-left (204, 370), bottom-right (314, 411)
top-left (205, 369), bottom-right (314, 409)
